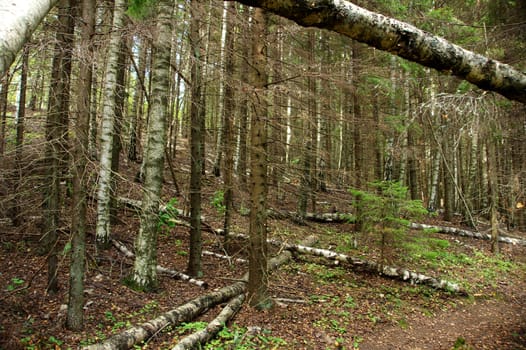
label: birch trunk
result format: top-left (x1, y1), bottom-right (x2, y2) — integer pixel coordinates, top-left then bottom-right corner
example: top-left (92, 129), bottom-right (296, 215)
top-left (130, 0), bottom-right (173, 291)
top-left (230, 0), bottom-right (526, 103)
top-left (95, 0), bottom-right (127, 249)
top-left (0, 0), bottom-right (58, 78)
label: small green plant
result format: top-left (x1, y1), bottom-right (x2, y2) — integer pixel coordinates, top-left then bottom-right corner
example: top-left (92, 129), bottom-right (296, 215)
top-left (350, 180), bottom-right (427, 267)
top-left (211, 190), bottom-right (226, 215)
top-left (204, 324), bottom-right (286, 349)
top-left (158, 197), bottom-right (179, 231)
top-left (452, 336), bottom-right (473, 349)
top-left (6, 277), bottom-right (24, 291)
top-left (343, 296), bottom-right (356, 309)
top-left (47, 336), bottom-right (63, 347)
top-left (352, 336), bottom-right (363, 349)
top-left (177, 321), bottom-right (208, 334)
top-left (104, 311), bottom-right (116, 323)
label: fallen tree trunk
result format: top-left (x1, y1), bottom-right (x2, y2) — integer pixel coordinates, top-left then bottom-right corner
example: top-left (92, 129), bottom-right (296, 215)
top-left (409, 222), bottom-right (526, 246)
top-left (83, 281), bottom-right (246, 350)
top-left (85, 236), bottom-right (317, 350)
top-left (267, 209), bottom-right (352, 223)
top-left (170, 293), bottom-right (246, 350)
top-left (289, 244), bottom-right (466, 295)
top-left (265, 209), bottom-right (525, 246)
top-left (212, 230), bottom-right (463, 293)
top-left (202, 250), bottom-right (247, 264)
top-left (112, 240), bottom-right (207, 288)
top-left (229, 0), bottom-right (526, 104)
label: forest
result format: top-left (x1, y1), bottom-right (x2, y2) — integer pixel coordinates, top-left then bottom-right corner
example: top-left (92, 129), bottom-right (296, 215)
top-left (0, 0), bottom-right (525, 349)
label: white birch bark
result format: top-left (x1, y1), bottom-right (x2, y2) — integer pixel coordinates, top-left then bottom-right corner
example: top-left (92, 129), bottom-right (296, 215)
top-left (171, 293), bottom-right (245, 350)
top-left (231, 0), bottom-right (526, 103)
top-left (95, 0), bottom-right (127, 248)
top-left (131, 0), bottom-right (173, 289)
top-left (0, 0), bottom-right (58, 78)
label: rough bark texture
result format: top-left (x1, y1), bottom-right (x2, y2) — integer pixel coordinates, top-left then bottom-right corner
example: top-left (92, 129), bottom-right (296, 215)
top-left (86, 236), bottom-right (317, 350)
top-left (0, 0), bottom-right (58, 78)
top-left (171, 293), bottom-right (245, 350)
top-left (409, 222), bottom-right (526, 246)
top-left (130, 0), bottom-right (172, 291)
top-left (83, 282), bottom-right (246, 350)
top-left (112, 240), bottom-right (207, 288)
top-left (289, 244), bottom-right (465, 294)
top-left (67, 0), bottom-right (94, 331)
top-left (247, 8), bottom-right (270, 309)
top-left (231, 0), bottom-right (526, 103)
top-left (187, 0), bottom-right (204, 277)
top-left (95, 0), bottom-right (127, 249)
top-left (41, 0), bottom-right (74, 293)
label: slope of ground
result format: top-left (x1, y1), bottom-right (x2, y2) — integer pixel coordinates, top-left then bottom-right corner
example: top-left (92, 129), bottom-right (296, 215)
top-left (0, 147), bottom-right (525, 349)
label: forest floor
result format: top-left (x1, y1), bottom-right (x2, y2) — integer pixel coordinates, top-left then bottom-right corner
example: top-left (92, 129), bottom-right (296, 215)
top-left (1, 148), bottom-right (526, 350)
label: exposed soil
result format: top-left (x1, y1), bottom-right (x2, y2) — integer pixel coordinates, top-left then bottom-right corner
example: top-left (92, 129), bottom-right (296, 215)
top-left (1, 147), bottom-right (525, 350)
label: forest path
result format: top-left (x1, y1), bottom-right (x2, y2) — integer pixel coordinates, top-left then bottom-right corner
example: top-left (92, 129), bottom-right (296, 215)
top-left (359, 280), bottom-right (526, 349)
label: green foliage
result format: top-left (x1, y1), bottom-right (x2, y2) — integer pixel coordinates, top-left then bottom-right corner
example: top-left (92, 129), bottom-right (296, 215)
top-left (452, 336), bottom-right (474, 350)
top-left (158, 197), bottom-right (179, 231)
top-left (20, 335), bottom-right (64, 349)
top-left (211, 190), bottom-right (226, 215)
top-left (127, 0), bottom-right (158, 19)
top-left (350, 180), bottom-right (427, 235)
top-left (177, 321), bottom-right (208, 334)
top-left (6, 277), bottom-right (24, 291)
top-left (351, 181), bottom-right (427, 266)
top-left (304, 263), bottom-right (345, 283)
top-left (203, 324), bottom-right (287, 349)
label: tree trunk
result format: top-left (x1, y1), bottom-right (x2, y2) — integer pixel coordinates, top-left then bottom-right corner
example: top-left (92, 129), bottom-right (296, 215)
top-left (12, 45), bottom-right (29, 227)
top-left (0, 71), bottom-right (10, 155)
top-left (486, 130), bottom-right (500, 253)
top-left (41, 0), bottom-right (74, 293)
top-left (187, 0), bottom-right (204, 278)
top-left (128, 37), bottom-right (148, 162)
top-left (0, 0), bottom-right (58, 78)
top-left (129, 0), bottom-right (173, 291)
top-left (67, 0), bottom-right (94, 331)
top-left (235, 5), bottom-right (250, 188)
top-left (247, 8), bottom-right (270, 309)
top-left (222, 2), bottom-right (235, 236)
top-left (95, 0), bottom-right (127, 250)
top-left (230, 0), bottom-right (526, 103)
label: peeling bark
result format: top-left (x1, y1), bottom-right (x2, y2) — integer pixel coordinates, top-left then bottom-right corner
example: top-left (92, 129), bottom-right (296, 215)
top-left (112, 240), bottom-right (207, 288)
top-left (289, 244), bottom-right (465, 294)
top-left (0, 0), bottom-right (58, 78)
top-left (83, 282), bottom-right (246, 350)
top-left (230, 0), bottom-right (526, 103)
top-left (409, 222), bottom-right (526, 246)
top-left (171, 293), bottom-right (245, 350)
top-left (86, 236), bottom-right (317, 349)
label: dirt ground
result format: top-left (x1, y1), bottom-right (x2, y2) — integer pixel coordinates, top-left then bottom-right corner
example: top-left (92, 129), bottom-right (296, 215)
top-left (1, 154), bottom-right (525, 349)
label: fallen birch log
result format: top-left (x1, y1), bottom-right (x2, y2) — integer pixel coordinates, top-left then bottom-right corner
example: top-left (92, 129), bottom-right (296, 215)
top-left (202, 250), bottom-right (247, 264)
top-left (289, 244), bottom-right (466, 295)
top-left (170, 235), bottom-right (317, 350)
top-left (112, 240), bottom-right (207, 288)
top-left (83, 281), bottom-right (246, 350)
top-left (171, 293), bottom-right (246, 350)
top-left (85, 236), bottom-right (317, 350)
top-left (265, 209), bottom-right (353, 223)
top-left (409, 222), bottom-right (526, 246)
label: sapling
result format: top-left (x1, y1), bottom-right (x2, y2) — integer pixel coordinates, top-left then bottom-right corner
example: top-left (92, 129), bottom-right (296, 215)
top-left (350, 180), bottom-right (427, 269)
